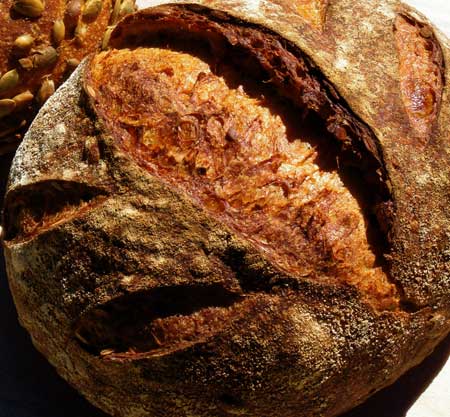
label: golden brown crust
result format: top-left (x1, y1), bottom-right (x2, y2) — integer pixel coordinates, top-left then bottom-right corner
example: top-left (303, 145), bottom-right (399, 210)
top-left (3, 2), bottom-right (450, 417)
top-left (0, 0), bottom-right (136, 154)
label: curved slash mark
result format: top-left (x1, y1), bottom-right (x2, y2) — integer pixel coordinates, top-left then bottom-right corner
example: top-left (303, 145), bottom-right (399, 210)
top-left (73, 284), bottom-right (248, 361)
top-left (3, 180), bottom-right (110, 243)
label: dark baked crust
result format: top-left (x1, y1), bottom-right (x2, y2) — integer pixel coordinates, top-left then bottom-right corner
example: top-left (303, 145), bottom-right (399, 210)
top-left (0, 0), bottom-right (136, 154)
top-left (3, 1), bottom-right (450, 417)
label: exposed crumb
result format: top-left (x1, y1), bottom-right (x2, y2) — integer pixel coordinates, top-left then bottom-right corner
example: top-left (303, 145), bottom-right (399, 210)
top-left (394, 14), bottom-right (444, 139)
top-left (89, 47), bottom-right (398, 309)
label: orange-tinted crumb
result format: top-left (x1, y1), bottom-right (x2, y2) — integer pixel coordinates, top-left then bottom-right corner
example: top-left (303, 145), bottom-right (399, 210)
top-left (394, 15), bottom-right (443, 138)
top-left (89, 48), bottom-right (399, 309)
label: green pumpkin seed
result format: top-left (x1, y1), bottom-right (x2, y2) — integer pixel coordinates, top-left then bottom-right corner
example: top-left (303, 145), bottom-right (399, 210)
top-left (52, 20), bottom-right (65, 46)
top-left (119, 0), bottom-right (135, 18)
top-left (75, 22), bottom-right (88, 46)
top-left (0, 99), bottom-right (16, 119)
top-left (83, 0), bottom-right (102, 20)
top-left (13, 90), bottom-right (34, 107)
top-left (64, 0), bottom-right (82, 34)
top-left (0, 70), bottom-right (20, 94)
top-left (111, 0), bottom-right (121, 23)
top-left (32, 46), bottom-right (58, 68)
top-left (37, 79), bottom-right (55, 104)
top-left (102, 26), bottom-right (114, 50)
top-left (14, 34), bottom-right (35, 50)
top-left (66, 58), bottom-right (80, 70)
top-left (13, 0), bottom-right (45, 18)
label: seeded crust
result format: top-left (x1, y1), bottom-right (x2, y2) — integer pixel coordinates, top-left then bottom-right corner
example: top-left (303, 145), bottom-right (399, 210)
top-left (0, 0), bottom-right (137, 154)
top-left (3, 2), bottom-right (450, 417)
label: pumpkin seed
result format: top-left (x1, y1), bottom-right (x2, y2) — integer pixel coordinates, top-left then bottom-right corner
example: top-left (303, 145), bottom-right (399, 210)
top-left (52, 20), bottom-right (65, 46)
top-left (102, 26), bottom-right (114, 50)
top-left (0, 70), bottom-right (20, 94)
top-left (83, 0), bottom-right (102, 21)
top-left (119, 0), bottom-right (135, 18)
top-left (100, 349), bottom-right (115, 357)
top-left (0, 99), bottom-right (16, 119)
top-left (32, 46), bottom-right (58, 68)
top-left (66, 58), bottom-right (80, 70)
top-left (75, 22), bottom-right (88, 45)
top-left (64, 0), bottom-right (82, 34)
top-left (85, 84), bottom-right (96, 99)
top-left (13, 90), bottom-right (34, 107)
top-left (37, 79), bottom-right (55, 104)
top-left (111, 0), bottom-right (121, 23)
top-left (13, 0), bottom-right (45, 18)
top-left (14, 34), bottom-right (35, 50)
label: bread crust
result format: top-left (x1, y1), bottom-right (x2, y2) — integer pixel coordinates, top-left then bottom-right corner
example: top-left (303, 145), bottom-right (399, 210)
top-left (3, 2), bottom-right (450, 417)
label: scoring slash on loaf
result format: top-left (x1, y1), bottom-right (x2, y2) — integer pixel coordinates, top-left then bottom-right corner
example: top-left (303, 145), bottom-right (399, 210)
top-left (0, 0), bottom-right (137, 155)
top-left (3, 1), bottom-right (450, 417)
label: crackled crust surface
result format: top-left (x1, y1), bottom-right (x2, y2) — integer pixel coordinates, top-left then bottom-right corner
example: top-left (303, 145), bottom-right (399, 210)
top-left (3, 2), bottom-right (450, 417)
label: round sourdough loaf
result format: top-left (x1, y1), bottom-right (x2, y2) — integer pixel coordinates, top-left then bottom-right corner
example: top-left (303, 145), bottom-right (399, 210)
top-left (3, 1), bottom-right (450, 416)
top-left (0, 0), bottom-right (136, 154)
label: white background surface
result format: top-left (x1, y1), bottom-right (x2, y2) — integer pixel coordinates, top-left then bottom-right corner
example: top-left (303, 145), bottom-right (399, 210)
top-left (138, 1), bottom-right (450, 416)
